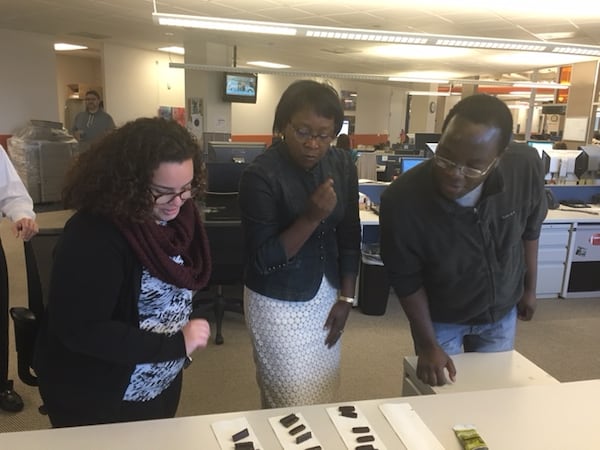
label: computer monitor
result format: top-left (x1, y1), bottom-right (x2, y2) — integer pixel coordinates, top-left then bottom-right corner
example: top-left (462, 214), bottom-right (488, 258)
top-left (337, 119), bottom-right (350, 137)
top-left (527, 140), bottom-right (555, 158)
top-left (207, 141), bottom-right (266, 164)
top-left (381, 161), bottom-right (401, 182)
top-left (204, 162), bottom-right (247, 221)
top-left (401, 156), bottom-right (427, 173)
top-left (414, 133), bottom-right (441, 152)
top-left (541, 149), bottom-right (588, 180)
top-left (375, 154), bottom-right (401, 165)
top-left (425, 142), bottom-right (438, 154)
top-left (205, 162), bottom-right (247, 193)
top-left (578, 145), bottom-right (600, 174)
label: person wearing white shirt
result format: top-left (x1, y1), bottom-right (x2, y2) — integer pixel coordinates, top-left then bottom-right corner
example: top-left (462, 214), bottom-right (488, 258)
top-left (0, 145), bottom-right (38, 413)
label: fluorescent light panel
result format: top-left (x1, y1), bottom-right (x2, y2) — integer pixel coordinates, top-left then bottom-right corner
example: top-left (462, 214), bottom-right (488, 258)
top-left (247, 61), bottom-right (290, 69)
top-left (153, 11), bottom-right (600, 57)
top-left (153, 13), bottom-right (297, 36)
top-left (158, 46), bottom-right (185, 55)
top-left (513, 82), bottom-right (569, 89)
top-left (54, 43), bottom-right (88, 51)
top-left (408, 91), bottom-right (451, 96)
top-left (389, 77), bottom-right (449, 83)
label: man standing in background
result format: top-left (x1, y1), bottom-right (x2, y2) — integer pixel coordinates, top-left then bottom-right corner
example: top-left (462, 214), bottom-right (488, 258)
top-left (71, 90), bottom-right (115, 144)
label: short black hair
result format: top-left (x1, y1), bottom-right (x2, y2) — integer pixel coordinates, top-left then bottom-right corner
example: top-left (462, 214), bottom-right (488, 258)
top-left (272, 80), bottom-right (344, 135)
top-left (85, 90), bottom-right (101, 99)
top-left (442, 94), bottom-right (513, 152)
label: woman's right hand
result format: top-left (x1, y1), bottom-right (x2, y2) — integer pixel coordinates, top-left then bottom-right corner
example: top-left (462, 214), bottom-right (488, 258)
top-left (304, 178), bottom-right (337, 223)
top-left (182, 318), bottom-right (211, 355)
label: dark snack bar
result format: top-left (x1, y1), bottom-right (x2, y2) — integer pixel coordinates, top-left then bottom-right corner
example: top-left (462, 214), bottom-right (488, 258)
top-left (295, 431), bottom-right (312, 444)
top-left (289, 424), bottom-right (306, 436)
top-left (352, 426), bottom-right (370, 433)
top-left (304, 446), bottom-right (322, 450)
top-left (338, 405), bottom-right (355, 413)
top-left (355, 445), bottom-right (375, 450)
top-left (357, 435), bottom-right (375, 443)
top-left (340, 410), bottom-right (358, 418)
top-left (232, 428), bottom-right (250, 442)
top-left (234, 442), bottom-right (254, 450)
top-left (279, 413), bottom-right (300, 428)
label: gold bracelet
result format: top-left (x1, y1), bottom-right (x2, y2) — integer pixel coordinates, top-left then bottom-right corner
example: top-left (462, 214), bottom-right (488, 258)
top-left (337, 295), bottom-right (355, 304)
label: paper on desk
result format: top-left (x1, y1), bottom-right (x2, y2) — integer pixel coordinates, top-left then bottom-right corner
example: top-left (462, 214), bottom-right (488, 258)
top-left (379, 403), bottom-right (444, 450)
top-left (326, 405), bottom-right (387, 450)
top-left (211, 416), bottom-right (263, 450)
top-left (268, 412), bottom-right (321, 450)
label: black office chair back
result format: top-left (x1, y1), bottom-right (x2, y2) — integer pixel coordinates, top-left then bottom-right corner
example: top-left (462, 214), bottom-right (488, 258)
top-left (10, 229), bottom-right (61, 386)
top-left (192, 220), bottom-right (244, 345)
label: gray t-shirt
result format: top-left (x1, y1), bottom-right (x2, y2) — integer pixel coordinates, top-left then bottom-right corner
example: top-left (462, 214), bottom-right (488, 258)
top-left (71, 109), bottom-right (115, 143)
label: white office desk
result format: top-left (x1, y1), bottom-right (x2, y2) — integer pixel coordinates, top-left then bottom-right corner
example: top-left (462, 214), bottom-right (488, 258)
top-left (402, 350), bottom-right (559, 396)
top-left (2, 380), bottom-right (599, 449)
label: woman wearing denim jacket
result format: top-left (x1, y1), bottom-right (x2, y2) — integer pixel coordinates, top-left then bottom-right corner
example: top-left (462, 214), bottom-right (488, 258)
top-left (239, 80), bottom-right (361, 408)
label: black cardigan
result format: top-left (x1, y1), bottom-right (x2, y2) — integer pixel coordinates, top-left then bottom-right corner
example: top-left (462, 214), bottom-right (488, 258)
top-left (34, 211), bottom-right (187, 426)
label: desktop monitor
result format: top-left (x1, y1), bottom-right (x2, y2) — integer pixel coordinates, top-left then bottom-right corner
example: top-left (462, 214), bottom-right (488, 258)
top-left (425, 142), bottom-right (438, 154)
top-left (207, 141), bottom-right (266, 164)
top-left (381, 161), bottom-right (401, 182)
top-left (541, 149), bottom-right (588, 180)
top-left (527, 140), bottom-right (555, 158)
top-left (205, 162), bottom-right (248, 193)
top-left (204, 162), bottom-right (247, 221)
top-left (401, 156), bottom-right (427, 173)
top-left (414, 133), bottom-right (441, 152)
top-left (578, 145), bottom-right (600, 173)
top-left (337, 119), bottom-right (350, 137)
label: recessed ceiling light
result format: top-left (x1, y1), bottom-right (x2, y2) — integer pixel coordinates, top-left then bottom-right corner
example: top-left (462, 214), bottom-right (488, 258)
top-left (247, 61), bottom-right (290, 69)
top-left (54, 43), bottom-right (88, 51)
top-left (158, 46), bottom-right (185, 55)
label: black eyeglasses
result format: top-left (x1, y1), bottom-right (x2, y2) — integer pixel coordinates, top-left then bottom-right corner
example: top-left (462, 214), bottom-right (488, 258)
top-left (290, 125), bottom-right (333, 144)
top-left (433, 154), bottom-right (497, 178)
top-left (149, 187), bottom-right (198, 205)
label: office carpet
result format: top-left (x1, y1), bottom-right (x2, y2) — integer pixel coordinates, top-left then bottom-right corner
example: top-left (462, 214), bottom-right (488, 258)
top-left (1, 220), bottom-right (600, 433)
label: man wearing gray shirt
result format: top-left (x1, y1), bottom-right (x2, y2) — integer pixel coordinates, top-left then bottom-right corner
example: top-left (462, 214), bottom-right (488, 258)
top-left (71, 90), bottom-right (115, 143)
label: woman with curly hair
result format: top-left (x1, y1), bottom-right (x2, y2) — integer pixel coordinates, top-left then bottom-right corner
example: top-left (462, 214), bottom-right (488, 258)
top-left (34, 117), bottom-right (212, 427)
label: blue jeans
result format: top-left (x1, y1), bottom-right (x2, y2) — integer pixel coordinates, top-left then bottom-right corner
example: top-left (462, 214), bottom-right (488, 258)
top-left (431, 307), bottom-right (517, 355)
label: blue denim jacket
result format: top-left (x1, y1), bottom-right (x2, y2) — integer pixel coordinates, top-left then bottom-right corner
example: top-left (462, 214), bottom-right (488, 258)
top-left (239, 141), bottom-right (361, 301)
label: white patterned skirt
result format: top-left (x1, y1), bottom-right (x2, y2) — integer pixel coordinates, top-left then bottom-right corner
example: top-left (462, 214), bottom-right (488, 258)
top-left (244, 276), bottom-right (340, 409)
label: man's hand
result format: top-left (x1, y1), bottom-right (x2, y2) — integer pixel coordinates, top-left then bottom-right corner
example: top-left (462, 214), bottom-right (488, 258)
top-left (12, 218), bottom-right (38, 241)
top-left (517, 290), bottom-right (537, 321)
top-left (416, 344), bottom-right (457, 386)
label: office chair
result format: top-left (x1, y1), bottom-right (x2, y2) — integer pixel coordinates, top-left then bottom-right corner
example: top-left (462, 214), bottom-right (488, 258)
top-left (192, 220), bottom-right (244, 345)
top-left (9, 229), bottom-right (61, 412)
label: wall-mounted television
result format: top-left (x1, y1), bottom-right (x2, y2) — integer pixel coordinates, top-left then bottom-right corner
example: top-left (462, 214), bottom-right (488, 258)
top-left (223, 72), bottom-right (258, 103)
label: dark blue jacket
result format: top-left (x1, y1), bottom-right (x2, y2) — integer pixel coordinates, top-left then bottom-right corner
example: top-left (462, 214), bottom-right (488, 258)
top-left (239, 141), bottom-right (361, 301)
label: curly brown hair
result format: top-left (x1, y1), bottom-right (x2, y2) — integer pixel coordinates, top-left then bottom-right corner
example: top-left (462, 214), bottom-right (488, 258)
top-left (63, 117), bottom-right (205, 222)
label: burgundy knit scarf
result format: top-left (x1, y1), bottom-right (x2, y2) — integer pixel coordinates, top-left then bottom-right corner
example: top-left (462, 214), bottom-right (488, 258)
top-left (114, 201), bottom-right (212, 290)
